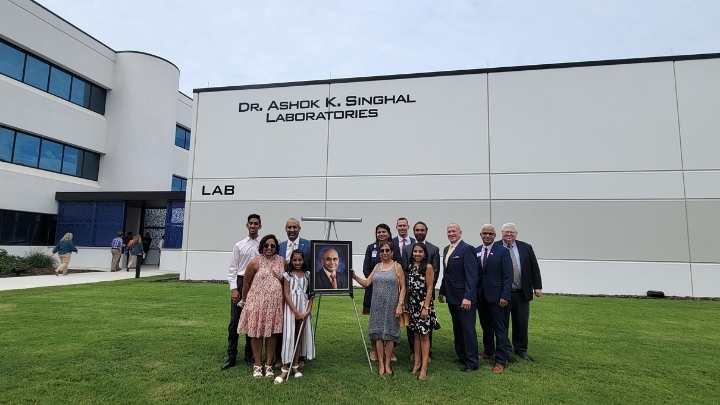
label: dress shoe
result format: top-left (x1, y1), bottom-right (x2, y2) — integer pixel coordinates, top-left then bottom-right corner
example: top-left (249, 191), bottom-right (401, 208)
top-left (221, 359), bottom-right (236, 370)
top-left (516, 352), bottom-right (534, 361)
top-left (460, 366), bottom-right (479, 372)
top-left (491, 363), bottom-right (505, 374)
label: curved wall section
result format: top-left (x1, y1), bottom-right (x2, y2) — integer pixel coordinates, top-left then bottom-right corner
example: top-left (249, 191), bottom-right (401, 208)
top-left (102, 52), bottom-right (180, 191)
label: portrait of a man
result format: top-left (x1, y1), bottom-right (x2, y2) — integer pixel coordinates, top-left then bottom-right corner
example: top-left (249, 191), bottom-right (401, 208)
top-left (311, 241), bottom-right (352, 295)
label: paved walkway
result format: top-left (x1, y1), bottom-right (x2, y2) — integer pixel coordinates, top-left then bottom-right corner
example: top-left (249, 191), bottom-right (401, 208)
top-left (0, 266), bottom-right (179, 291)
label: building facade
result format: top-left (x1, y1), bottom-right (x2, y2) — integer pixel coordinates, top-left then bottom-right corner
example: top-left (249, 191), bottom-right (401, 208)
top-left (0, 0), bottom-right (190, 270)
top-left (187, 54), bottom-right (720, 298)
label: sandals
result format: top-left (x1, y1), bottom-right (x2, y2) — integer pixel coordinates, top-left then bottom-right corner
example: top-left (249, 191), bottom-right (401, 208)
top-left (264, 365), bottom-right (274, 378)
top-left (252, 365), bottom-right (263, 378)
top-left (291, 365), bottom-right (303, 378)
top-left (273, 367), bottom-right (290, 384)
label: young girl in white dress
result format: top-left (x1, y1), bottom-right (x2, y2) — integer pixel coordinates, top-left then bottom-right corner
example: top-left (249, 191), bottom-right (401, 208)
top-left (274, 250), bottom-right (315, 384)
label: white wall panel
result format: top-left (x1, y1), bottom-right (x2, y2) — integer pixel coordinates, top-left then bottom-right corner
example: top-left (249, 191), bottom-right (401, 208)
top-left (690, 263), bottom-right (720, 298)
top-left (489, 62), bottom-right (681, 173)
top-left (684, 171), bottom-right (720, 199)
top-left (326, 201), bottom-right (488, 254)
top-left (189, 177), bottom-right (326, 202)
top-left (327, 174), bottom-right (490, 201)
top-left (492, 171), bottom-right (684, 200)
top-left (185, 201), bottom-right (327, 252)
top-left (184, 250), bottom-right (232, 281)
top-left (159, 249), bottom-right (186, 273)
top-left (540, 260), bottom-right (692, 297)
top-left (674, 59), bottom-right (720, 170)
top-left (686, 200), bottom-right (720, 263)
top-left (0, 76), bottom-right (107, 153)
top-left (327, 74), bottom-right (488, 176)
top-left (192, 86), bottom-right (330, 179)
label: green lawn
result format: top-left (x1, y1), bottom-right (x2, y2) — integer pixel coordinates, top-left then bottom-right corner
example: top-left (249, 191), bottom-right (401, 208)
top-left (1, 279), bottom-right (718, 404)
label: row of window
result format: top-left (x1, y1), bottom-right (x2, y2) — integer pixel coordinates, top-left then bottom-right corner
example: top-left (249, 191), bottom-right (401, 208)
top-left (0, 124), bottom-right (100, 181)
top-left (0, 38), bottom-right (107, 115)
top-left (0, 209), bottom-right (57, 246)
top-left (171, 175), bottom-right (187, 191)
top-left (175, 125), bottom-right (191, 150)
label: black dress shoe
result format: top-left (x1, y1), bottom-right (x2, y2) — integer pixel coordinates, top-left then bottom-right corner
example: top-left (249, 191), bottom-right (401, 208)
top-left (516, 352), bottom-right (534, 362)
top-left (221, 359), bottom-right (236, 370)
top-left (460, 366), bottom-right (479, 372)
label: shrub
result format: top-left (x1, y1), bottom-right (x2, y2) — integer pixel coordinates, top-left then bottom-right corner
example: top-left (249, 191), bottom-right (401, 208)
top-left (0, 249), bottom-right (22, 273)
top-left (22, 250), bottom-right (57, 269)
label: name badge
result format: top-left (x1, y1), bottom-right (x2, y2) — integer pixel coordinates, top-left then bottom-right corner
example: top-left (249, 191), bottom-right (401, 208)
top-left (476, 252), bottom-right (482, 257)
top-left (371, 250), bottom-right (377, 258)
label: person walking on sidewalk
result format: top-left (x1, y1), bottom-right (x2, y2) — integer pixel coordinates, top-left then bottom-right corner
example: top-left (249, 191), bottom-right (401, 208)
top-left (53, 233), bottom-right (78, 276)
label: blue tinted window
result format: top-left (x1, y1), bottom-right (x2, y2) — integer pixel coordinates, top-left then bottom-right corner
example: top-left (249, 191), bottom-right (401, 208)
top-left (184, 130), bottom-right (191, 149)
top-left (12, 132), bottom-right (40, 167)
top-left (89, 85), bottom-right (106, 114)
top-left (81, 151), bottom-right (99, 180)
top-left (0, 41), bottom-right (25, 80)
top-left (171, 175), bottom-right (186, 191)
top-left (62, 146), bottom-right (82, 176)
top-left (70, 77), bottom-right (91, 107)
top-left (0, 127), bottom-right (14, 161)
top-left (23, 56), bottom-right (50, 91)
top-left (175, 126), bottom-right (186, 149)
top-left (39, 139), bottom-right (63, 172)
top-left (48, 67), bottom-right (72, 100)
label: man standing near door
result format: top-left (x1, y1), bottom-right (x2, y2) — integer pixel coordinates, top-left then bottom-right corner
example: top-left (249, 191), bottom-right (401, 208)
top-left (222, 214), bottom-right (261, 370)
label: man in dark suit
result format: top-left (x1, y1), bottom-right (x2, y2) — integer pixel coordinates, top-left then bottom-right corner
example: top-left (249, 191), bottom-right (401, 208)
top-left (477, 224), bottom-right (513, 373)
top-left (439, 223), bottom-right (479, 371)
top-left (500, 222), bottom-right (543, 361)
top-left (403, 221), bottom-right (441, 357)
top-left (277, 218), bottom-right (311, 262)
top-left (314, 247), bottom-right (348, 290)
top-left (393, 217), bottom-right (416, 264)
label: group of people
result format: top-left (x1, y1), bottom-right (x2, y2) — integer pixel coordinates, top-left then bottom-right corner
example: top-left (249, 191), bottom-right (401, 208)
top-left (109, 231), bottom-right (152, 278)
top-left (222, 214), bottom-right (543, 381)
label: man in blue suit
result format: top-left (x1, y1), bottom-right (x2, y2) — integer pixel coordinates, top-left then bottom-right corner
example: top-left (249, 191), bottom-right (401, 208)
top-left (439, 223), bottom-right (479, 371)
top-left (500, 222), bottom-right (543, 362)
top-left (278, 218), bottom-right (311, 262)
top-left (476, 224), bottom-right (513, 373)
top-left (392, 217), bottom-right (416, 265)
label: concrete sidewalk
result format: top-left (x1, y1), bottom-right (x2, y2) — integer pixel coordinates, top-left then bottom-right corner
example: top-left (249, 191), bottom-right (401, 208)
top-left (0, 266), bottom-right (179, 291)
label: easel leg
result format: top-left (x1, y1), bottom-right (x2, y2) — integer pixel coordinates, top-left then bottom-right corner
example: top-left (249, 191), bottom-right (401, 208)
top-left (313, 295), bottom-right (321, 343)
top-left (351, 295), bottom-right (373, 373)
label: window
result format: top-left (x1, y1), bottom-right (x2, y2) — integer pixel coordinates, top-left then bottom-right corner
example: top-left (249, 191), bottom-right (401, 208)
top-left (0, 124), bottom-right (100, 180)
top-left (48, 67), bottom-right (72, 100)
top-left (56, 201), bottom-right (124, 247)
top-left (0, 41), bottom-right (24, 80)
top-left (12, 132), bottom-right (40, 167)
top-left (171, 175), bottom-right (187, 191)
top-left (70, 77), bottom-right (91, 107)
top-left (39, 139), bottom-right (63, 172)
top-left (0, 127), bottom-right (14, 161)
top-left (61, 145), bottom-right (82, 176)
top-left (81, 151), bottom-right (100, 181)
top-left (174, 125), bottom-right (191, 150)
top-left (23, 55), bottom-right (50, 91)
top-left (0, 38), bottom-right (107, 115)
top-left (89, 84), bottom-right (106, 114)
top-left (0, 209), bottom-right (57, 246)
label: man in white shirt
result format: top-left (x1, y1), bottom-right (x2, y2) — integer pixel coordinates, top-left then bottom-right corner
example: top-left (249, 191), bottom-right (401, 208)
top-left (222, 213), bottom-right (261, 370)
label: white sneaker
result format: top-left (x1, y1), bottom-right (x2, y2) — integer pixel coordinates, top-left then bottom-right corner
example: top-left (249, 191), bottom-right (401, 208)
top-left (252, 366), bottom-right (263, 378)
top-left (264, 365), bottom-right (274, 378)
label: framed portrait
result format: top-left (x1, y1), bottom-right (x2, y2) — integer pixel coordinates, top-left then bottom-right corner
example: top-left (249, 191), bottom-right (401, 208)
top-left (311, 240), bottom-right (352, 296)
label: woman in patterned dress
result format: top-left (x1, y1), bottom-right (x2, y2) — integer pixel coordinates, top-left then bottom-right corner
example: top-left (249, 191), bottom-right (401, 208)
top-left (406, 242), bottom-right (438, 380)
top-left (353, 240), bottom-right (406, 376)
top-left (274, 250), bottom-right (315, 384)
top-left (238, 234), bottom-right (285, 378)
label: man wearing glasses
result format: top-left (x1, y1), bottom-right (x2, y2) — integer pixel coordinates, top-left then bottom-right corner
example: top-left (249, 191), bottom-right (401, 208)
top-left (222, 213), bottom-right (262, 370)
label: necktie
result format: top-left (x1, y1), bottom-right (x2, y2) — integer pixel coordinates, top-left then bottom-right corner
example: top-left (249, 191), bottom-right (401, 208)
top-left (400, 238), bottom-right (405, 257)
top-left (286, 242), bottom-right (295, 261)
top-left (483, 246), bottom-right (490, 266)
top-left (508, 244), bottom-right (521, 288)
top-left (444, 244), bottom-right (456, 267)
top-left (330, 272), bottom-right (337, 289)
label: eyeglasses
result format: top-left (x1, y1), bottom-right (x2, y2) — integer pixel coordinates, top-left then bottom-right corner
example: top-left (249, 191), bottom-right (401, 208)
top-left (263, 243), bottom-right (276, 248)
top-left (379, 248), bottom-right (392, 253)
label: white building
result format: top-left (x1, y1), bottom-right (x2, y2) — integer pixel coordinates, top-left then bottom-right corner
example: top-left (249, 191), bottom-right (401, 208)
top-left (186, 54), bottom-right (720, 298)
top-left (0, 0), bottom-right (190, 270)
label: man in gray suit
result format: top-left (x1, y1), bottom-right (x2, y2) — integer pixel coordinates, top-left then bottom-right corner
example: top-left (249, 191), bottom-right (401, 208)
top-left (404, 221), bottom-right (441, 359)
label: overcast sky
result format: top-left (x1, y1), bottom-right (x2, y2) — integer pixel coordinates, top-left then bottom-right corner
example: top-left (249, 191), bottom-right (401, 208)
top-left (38, 0), bottom-right (720, 95)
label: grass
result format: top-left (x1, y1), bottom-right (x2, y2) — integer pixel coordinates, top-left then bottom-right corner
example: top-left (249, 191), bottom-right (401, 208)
top-left (0, 280), bottom-right (719, 404)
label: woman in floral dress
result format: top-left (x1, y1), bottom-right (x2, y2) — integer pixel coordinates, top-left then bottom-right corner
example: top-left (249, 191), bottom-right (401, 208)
top-left (406, 242), bottom-right (438, 380)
